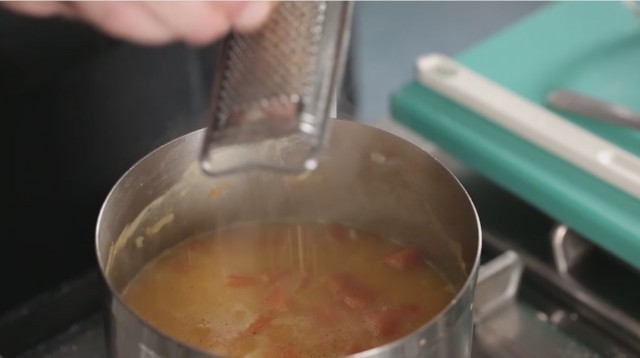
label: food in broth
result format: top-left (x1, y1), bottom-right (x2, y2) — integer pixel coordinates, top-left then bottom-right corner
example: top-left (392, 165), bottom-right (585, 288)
top-left (122, 222), bottom-right (455, 357)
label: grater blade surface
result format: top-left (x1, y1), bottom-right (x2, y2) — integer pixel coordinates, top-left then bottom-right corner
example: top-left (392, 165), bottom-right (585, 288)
top-left (200, 1), bottom-right (353, 176)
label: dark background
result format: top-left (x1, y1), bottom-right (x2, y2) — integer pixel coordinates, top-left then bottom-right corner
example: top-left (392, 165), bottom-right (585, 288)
top-left (1, 9), bottom-right (216, 313)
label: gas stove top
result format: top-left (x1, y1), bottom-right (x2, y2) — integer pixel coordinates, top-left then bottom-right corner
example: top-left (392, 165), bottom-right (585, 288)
top-left (2, 120), bottom-right (639, 358)
top-left (5, 232), bottom-right (639, 358)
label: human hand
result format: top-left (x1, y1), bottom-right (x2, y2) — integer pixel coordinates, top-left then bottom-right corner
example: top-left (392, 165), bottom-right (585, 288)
top-left (0, 1), bottom-right (277, 46)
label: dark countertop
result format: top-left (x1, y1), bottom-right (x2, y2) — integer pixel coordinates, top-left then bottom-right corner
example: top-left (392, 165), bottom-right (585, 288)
top-left (17, 314), bottom-right (106, 358)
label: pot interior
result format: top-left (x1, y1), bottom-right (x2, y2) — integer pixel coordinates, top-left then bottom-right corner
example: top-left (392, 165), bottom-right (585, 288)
top-left (97, 119), bottom-right (480, 345)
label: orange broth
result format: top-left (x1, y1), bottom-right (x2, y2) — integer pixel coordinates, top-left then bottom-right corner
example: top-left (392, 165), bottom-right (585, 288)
top-left (122, 222), bottom-right (455, 357)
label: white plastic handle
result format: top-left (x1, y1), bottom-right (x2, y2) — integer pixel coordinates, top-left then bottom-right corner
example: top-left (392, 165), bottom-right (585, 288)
top-left (416, 53), bottom-right (640, 200)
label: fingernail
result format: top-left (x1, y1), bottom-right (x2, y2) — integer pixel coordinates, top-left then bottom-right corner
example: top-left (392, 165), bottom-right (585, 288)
top-left (234, 1), bottom-right (273, 32)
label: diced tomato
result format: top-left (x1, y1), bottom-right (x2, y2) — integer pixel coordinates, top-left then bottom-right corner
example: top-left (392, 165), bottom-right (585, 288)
top-left (327, 273), bottom-right (377, 309)
top-left (225, 275), bottom-right (259, 287)
top-left (265, 286), bottom-right (288, 312)
top-left (263, 269), bottom-right (291, 283)
top-left (365, 311), bottom-right (400, 339)
top-left (365, 305), bottom-right (420, 339)
top-left (243, 314), bottom-right (273, 336)
top-left (311, 304), bottom-right (339, 327)
top-left (328, 222), bottom-right (351, 242)
top-left (383, 247), bottom-right (422, 271)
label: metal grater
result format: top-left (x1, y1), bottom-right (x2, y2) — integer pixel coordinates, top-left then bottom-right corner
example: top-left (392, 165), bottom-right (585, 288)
top-left (199, 1), bottom-right (354, 176)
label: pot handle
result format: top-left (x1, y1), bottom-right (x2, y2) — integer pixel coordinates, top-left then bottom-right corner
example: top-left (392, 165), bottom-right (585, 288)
top-left (474, 250), bottom-right (524, 323)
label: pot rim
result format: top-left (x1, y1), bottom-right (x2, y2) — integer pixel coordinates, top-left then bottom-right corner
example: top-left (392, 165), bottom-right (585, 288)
top-left (95, 119), bottom-right (482, 357)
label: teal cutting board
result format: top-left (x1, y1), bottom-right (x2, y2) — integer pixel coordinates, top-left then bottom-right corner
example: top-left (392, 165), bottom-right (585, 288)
top-left (391, 1), bottom-right (640, 269)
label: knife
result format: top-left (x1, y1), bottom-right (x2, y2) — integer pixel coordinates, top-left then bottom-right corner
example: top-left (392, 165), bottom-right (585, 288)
top-left (416, 53), bottom-right (640, 200)
top-left (546, 90), bottom-right (640, 131)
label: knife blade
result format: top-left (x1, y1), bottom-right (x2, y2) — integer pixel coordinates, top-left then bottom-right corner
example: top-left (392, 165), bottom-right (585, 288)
top-left (546, 90), bottom-right (640, 131)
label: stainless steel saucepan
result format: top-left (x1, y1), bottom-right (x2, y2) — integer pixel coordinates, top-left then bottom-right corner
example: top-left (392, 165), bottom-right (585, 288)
top-left (96, 119), bottom-right (481, 358)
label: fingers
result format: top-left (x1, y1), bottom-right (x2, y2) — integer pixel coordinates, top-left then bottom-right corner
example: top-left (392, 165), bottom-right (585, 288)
top-left (1, 1), bottom-right (279, 46)
top-left (139, 1), bottom-right (232, 46)
top-left (0, 1), bottom-right (74, 18)
top-left (224, 1), bottom-right (278, 33)
top-left (69, 2), bottom-right (177, 45)
top-left (139, 1), bottom-right (278, 45)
